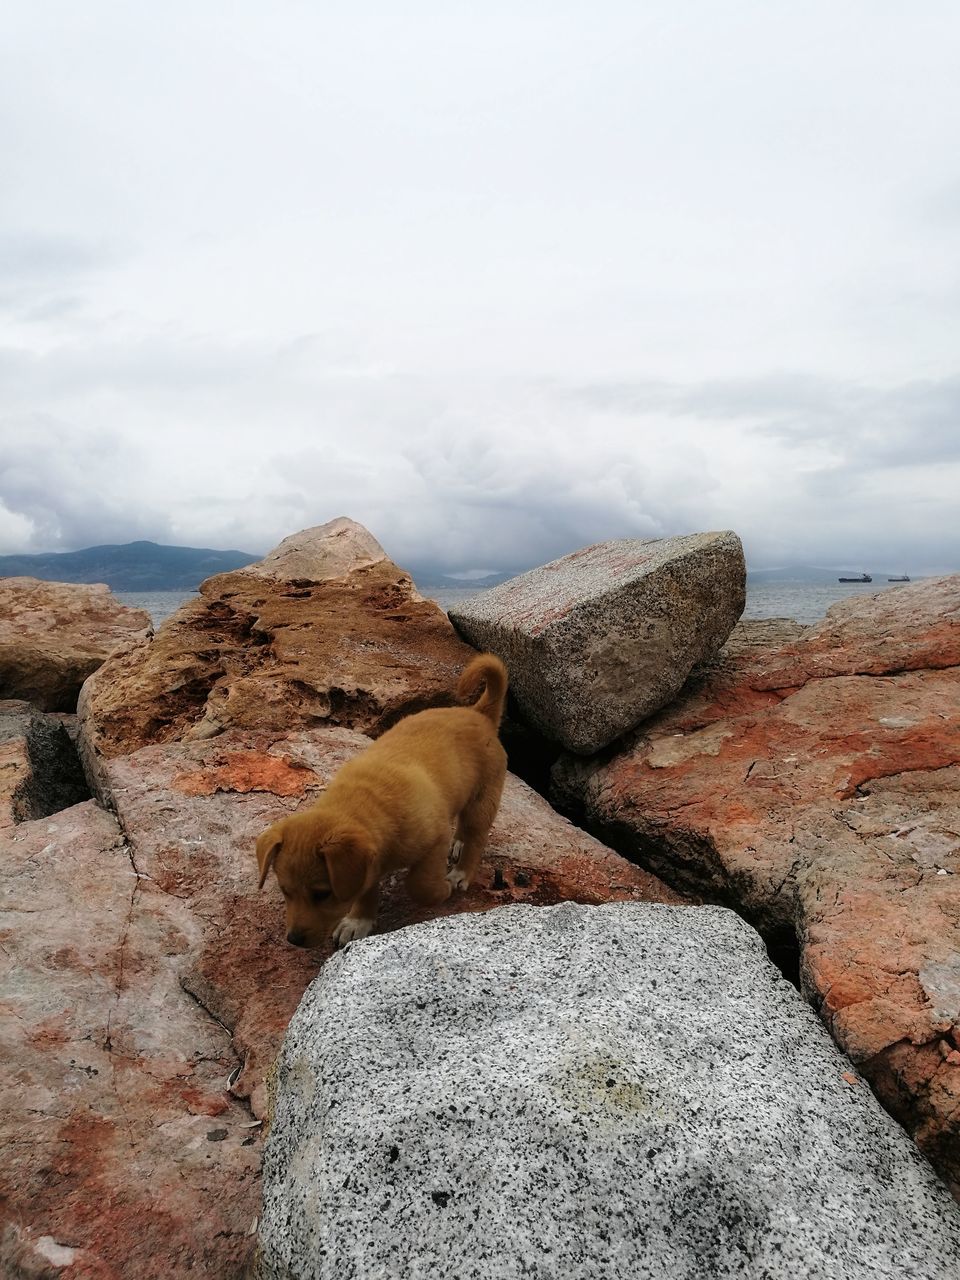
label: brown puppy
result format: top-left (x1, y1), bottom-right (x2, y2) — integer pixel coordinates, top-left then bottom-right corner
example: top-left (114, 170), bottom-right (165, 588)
top-left (256, 653), bottom-right (508, 948)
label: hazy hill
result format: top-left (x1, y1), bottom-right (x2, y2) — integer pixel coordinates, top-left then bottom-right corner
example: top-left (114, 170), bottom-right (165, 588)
top-left (0, 540), bottom-right (259, 591)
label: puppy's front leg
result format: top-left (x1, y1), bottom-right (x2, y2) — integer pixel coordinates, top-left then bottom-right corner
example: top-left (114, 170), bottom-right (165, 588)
top-left (331, 883), bottom-right (380, 948)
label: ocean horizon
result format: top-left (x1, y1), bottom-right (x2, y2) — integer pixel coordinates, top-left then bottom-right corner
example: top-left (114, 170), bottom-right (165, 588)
top-left (117, 575), bottom-right (923, 630)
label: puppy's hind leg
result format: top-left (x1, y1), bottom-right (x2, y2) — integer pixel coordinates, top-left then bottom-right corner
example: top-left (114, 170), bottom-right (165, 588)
top-left (447, 764), bottom-right (506, 892)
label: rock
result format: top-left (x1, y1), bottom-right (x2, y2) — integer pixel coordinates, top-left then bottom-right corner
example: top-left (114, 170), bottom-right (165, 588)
top-left (0, 577), bottom-right (151, 711)
top-left (97, 726), bottom-right (684, 1119)
top-left (245, 517), bottom-right (394, 583)
top-left (77, 519), bottom-right (476, 785)
top-left (553, 578), bottom-right (960, 1196)
top-left (0, 699), bottom-right (88, 828)
top-left (0, 801), bottom-right (260, 1279)
top-left (256, 902), bottom-right (960, 1280)
top-left (1, 724), bottom-right (681, 1276)
top-left (448, 531), bottom-right (745, 754)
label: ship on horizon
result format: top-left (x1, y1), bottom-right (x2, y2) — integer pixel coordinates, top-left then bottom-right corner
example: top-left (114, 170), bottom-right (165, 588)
top-left (888, 574), bottom-right (910, 582)
top-left (838, 572), bottom-right (872, 583)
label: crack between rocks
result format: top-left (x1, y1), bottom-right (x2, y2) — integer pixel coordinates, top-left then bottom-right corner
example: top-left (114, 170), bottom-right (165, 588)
top-left (99, 838), bottom-right (149, 1153)
top-left (99, 800), bottom-right (259, 1128)
top-left (759, 659), bottom-right (960, 692)
top-left (104, 844), bottom-right (143, 1055)
top-left (177, 979), bottom-right (258, 1124)
top-left (849, 759), bottom-right (960, 800)
top-left (178, 978), bottom-right (234, 1038)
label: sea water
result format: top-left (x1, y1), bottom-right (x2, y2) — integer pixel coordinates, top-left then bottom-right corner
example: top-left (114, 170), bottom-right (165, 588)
top-left (120, 578), bottom-right (919, 631)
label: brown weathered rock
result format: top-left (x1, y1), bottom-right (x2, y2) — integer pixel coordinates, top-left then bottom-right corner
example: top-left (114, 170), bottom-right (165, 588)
top-left (0, 577), bottom-right (151, 711)
top-left (553, 578), bottom-right (960, 1196)
top-left (77, 519), bottom-right (476, 787)
top-left (1, 724), bottom-right (684, 1276)
top-left (449, 531), bottom-right (746, 754)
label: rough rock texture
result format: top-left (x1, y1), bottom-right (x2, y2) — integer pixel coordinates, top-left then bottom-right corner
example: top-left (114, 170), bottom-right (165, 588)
top-left (257, 902), bottom-right (960, 1280)
top-left (0, 801), bottom-right (260, 1279)
top-left (77, 519), bottom-right (476, 784)
top-left (553, 578), bottom-right (960, 1196)
top-left (0, 699), bottom-right (88, 827)
top-left (449, 531), bottom-right (745, 754)
top-left (100, 728), bottom-right (683, 1121)
top-left (0, 577), bottom-right (151, 711)
top-left (1, 726), bottom-right (681, 1277)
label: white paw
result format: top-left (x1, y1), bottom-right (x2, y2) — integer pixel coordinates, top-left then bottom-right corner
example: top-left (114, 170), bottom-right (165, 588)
top-left (332, 916), bottom-right (374, 948)
top-left (450, 839), bottom-right (464, 864)
top-left (446, 867), bottom-right (470, 892)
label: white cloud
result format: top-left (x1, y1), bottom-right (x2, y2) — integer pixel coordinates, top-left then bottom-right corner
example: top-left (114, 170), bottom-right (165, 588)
top-left (1, 1), bottom-right (958, 574)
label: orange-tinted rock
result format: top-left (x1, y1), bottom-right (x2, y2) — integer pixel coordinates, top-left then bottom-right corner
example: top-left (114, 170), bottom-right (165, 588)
top-left (1, 723), bottom-right (684, 1276)
top-left (0, 801), bottom-right (261, 1279)
top-left (99, 726), bottom-right (687, 1119)
top-left (553, 577), bottom-right (960, 1196)
top-left (0, 577), bottom-right (151, 711)
top-left (77, 519), bottom-right (476, 785)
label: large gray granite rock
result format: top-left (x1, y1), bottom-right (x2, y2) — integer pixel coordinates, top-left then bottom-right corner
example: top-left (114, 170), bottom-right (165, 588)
top-left (448, 531), bottom-right (745, 754)
top-left (256, 901), bottom-right (960, 1280)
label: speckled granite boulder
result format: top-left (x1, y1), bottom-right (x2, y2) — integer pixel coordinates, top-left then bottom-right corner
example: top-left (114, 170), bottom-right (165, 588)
top-left (552, 581), bottom-right (960, 1197)
top-left (1, 722), bottom-right (681, 1277)
top-left (448, 531), bottom-right (745, 754)
top-left (256, 902), bottom-right (960, 1280)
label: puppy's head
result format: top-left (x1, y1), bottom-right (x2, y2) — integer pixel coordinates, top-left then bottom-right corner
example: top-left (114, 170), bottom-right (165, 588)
top-left (256, 811), bottom-right (371, 948)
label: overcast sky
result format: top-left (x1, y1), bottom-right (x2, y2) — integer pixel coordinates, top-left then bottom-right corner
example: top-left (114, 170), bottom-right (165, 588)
top-left (2, 2), bottom-right (958, 577)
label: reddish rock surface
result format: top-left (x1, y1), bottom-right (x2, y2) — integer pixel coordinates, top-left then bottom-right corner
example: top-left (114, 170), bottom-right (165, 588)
top-left (77, 519), bottom-right (476, 785)
top-left (2, 725), bottom-right (684, 1277)
top-left (0, 578), bottom-right (151, 711)
top-left (0, 802), bottom-right (260, 1279)
top-left (553, 577), bottom-right (960, 1196)
top-left (102, 727), bottom-right (687, 1121)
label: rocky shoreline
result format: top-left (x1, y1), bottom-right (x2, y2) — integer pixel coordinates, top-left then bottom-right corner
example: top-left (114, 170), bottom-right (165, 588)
top-left (1, 518), bottom-right (958, 1278)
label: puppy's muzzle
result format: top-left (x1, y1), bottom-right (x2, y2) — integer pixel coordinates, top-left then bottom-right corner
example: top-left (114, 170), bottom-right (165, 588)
top-left (286, 928), bottom-right (309, 948)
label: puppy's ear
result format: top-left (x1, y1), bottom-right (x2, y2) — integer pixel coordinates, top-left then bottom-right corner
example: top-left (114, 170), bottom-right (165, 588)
top-left (256, 826), bottom-right (284, 890)
top-left (323, 830), bottom-right (370, 901)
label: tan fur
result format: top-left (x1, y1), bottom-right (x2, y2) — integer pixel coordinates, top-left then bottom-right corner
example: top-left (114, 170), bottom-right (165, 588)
top-left (255, 653), bottom-right (509, 948)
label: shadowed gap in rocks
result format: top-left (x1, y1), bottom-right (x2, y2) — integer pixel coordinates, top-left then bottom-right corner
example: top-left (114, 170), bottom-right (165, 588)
top-left (12, 715), bottom-right (91, 822)
top-left (549, 800), bottom-right (804, 988)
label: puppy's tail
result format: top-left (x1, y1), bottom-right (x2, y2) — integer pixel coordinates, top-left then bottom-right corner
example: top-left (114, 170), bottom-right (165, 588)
top-left (457, 653), bottom-right (508, 730)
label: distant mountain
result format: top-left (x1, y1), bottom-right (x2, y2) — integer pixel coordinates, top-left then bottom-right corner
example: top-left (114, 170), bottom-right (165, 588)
top-left (408, 568), bottom-right (521, 592)
top-left (0, 540), bottom-right (259, 591)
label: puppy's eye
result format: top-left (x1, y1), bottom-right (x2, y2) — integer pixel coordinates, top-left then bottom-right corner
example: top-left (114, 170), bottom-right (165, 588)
top-left (311, 889), bottom-right (331, 904)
